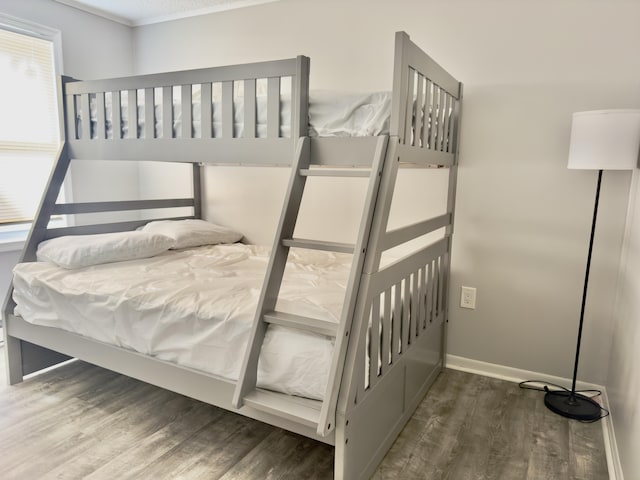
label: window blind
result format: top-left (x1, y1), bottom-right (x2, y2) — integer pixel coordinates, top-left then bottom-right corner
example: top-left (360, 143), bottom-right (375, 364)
top-left (0, 27), bottom-right (59, 225)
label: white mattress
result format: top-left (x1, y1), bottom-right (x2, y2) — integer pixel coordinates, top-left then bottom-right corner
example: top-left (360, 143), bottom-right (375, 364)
top-left (12, 244), bottom-right (353, 400)
top-left (81, 90), bottom-right (392, 139)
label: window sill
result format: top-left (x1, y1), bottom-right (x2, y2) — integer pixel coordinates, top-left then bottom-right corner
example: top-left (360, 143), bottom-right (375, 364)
top-left (0, 229), bottom-right (28, 253)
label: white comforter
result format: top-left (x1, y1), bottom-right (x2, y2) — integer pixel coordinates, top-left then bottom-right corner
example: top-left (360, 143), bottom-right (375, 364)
top-left (12, 244), bottom-right (353, 400)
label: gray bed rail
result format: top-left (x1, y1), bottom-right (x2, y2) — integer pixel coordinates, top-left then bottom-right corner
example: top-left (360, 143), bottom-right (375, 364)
top-left (65, 56), bottom-right (309, 165)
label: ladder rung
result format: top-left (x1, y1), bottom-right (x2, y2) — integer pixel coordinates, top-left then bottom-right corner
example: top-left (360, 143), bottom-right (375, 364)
top-left (243, 389), bottom-right (321, 428)
top-left (300, 168), bottom-right (371, 178)
top-left (283, 238), bottom-right (355, 254)
top-left (264, 310), bottom-right (338, 337)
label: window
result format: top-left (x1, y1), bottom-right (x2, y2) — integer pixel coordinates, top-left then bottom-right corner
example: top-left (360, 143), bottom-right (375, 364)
top-left (0, 16), bottom-right (63, 245)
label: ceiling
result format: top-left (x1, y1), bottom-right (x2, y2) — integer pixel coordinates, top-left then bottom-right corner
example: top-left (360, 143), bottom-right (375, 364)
top-left (54, 0), bottom-right (282, 26)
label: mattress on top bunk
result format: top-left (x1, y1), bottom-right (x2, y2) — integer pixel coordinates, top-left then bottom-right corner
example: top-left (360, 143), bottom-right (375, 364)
top-left (12, 243), bottom-right (352, 401)
top-left (80, 90), bottom-right (392, 139)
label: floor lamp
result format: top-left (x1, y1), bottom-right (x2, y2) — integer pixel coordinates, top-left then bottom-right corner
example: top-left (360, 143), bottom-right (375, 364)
top-left (544, 109), bottom-right (640, 421)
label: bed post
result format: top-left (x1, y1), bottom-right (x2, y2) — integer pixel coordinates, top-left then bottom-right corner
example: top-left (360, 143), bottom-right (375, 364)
top-left (442, 82), bottom-right (463, 370)
top-left (292, 55), bottom-right (310, 140)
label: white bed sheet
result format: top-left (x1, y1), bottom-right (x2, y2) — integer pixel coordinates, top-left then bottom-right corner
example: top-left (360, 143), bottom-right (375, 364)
top-left (12, 244), bottom-right (353, 400)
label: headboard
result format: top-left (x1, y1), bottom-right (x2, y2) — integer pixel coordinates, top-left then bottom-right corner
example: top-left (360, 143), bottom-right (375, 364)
top-left (390, 31), bottom-right (461, 167)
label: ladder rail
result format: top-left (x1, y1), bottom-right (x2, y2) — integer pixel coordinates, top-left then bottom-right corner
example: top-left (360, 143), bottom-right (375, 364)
top-left (232, 135), bottom-right (393, 438)
top-left (316, 135), bottom-right (390, 436)
top-left (231, 137), bottom-right (311, 408)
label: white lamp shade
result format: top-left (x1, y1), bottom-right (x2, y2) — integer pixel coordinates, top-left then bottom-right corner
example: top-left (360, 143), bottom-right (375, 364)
top-left (568, 110), bottom-right (640, 170)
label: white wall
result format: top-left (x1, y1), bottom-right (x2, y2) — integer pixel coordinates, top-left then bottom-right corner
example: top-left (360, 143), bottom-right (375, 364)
top-left (1, 0), bottom-right (133, 79)
top-left (607, 171), bottom-right (640, 479)
top-left (133, 0), bottom-right (640, 386)
top-left (0, 0), bottom-right (135, 308)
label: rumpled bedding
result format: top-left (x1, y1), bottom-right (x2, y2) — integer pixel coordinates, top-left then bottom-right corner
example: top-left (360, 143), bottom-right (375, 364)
top-left (13, 244), bottom-right (353, 400)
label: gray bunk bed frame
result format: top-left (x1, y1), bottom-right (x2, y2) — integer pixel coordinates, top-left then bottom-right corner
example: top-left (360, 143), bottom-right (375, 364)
top-left (2, 32), bottom-right (462, 479)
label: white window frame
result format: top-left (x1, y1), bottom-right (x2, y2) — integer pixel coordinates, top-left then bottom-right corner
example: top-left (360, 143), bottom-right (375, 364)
top-left (0, 14), bottom-right (72, 253)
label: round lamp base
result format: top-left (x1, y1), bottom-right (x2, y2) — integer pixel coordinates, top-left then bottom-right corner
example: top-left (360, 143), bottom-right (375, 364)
top-left (544, 391), bottom-right (602, 421)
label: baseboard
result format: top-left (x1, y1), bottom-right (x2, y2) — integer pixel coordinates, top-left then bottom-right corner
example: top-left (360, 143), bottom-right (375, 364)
top-left (600, 389), bottom-right (624, 480)
top-left (445, 354), bottom-right (622, 480)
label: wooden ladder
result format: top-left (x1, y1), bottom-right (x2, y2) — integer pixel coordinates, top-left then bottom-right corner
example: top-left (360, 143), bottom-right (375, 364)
top-left (232, 135), bottom-right (390, 436)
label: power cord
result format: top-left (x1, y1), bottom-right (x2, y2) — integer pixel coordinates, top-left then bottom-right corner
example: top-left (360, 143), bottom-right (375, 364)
top-left (519, 380), bottom-right (609, 422)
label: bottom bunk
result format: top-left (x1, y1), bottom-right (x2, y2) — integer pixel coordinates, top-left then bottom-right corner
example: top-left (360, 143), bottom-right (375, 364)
top-left (4, 221), bottom-right (449, 478)
top-left (12, 242), bottom-right (349, 401)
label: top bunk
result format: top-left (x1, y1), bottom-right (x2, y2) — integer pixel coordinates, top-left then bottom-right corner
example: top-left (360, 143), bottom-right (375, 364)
top-left (61, 32), bottom-right (462, 168)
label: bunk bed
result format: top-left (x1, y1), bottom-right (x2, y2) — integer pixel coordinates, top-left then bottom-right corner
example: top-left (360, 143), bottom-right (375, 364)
top-left (2, 32), bottom-right (462, 479)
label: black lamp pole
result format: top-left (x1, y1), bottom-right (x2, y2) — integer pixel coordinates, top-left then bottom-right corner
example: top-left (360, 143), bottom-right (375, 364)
top-left (544, 169), bottom-right (603, 421)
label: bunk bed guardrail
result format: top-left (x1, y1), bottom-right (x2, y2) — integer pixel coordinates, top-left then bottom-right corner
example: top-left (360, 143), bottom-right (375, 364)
top-left (64, 56), bottom-right (310, 165)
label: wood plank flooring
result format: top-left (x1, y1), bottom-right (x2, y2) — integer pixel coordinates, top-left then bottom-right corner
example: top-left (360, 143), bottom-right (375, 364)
top-left (0, 351), bottom-right (608, 479)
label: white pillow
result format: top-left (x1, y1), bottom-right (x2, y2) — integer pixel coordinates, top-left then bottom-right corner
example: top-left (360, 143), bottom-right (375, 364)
top-left (141, 219), bottom-right (243, 249)
top-left (37, 231), bottom-right (175, 269)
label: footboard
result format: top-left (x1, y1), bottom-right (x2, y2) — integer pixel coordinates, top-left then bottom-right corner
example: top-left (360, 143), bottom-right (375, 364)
top-left (335, 237), bottom-right (450, 479)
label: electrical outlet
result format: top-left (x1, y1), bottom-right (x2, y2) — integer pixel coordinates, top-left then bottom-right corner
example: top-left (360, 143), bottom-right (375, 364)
top-left (460, 286), bottom-right (476, 309)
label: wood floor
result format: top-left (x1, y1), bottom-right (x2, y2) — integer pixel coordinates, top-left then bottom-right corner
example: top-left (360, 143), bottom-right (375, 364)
top-left (0, 350), bottom-right (608, 479)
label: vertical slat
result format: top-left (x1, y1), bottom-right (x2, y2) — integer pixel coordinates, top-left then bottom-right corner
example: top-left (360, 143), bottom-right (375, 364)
top-left (357, 301), bottom-right (372, 403)
top-left (381, 288), bottom-right (392, 374)
top-left (243, 79), bottom-right (256, 138)
top-left (369, 296), bottom-right (381, 390)
top-left (80, 94), bottom-right (90, 140)
top-left (112, 91), bottom-right (121, 139)
top-left (404, 68), bottom-right (415, 146)
top-left (66, 95), bottom-right (77, 140)
top-left (144, 88), bottom-right (154, 139)
top-left (181, 85), bottom-right (192, 139)
top-left (414, 74), bottom-right (424, 148)
top-left (222, 81), bottom-right (233, 138)
top-left (162, 86), bottom-right (172, 139)
top-left (438, 88), bottom-right (446, 151)
top-left (411, 271), bottom-right (420, 339)
top-left (267, 77), bottom-right (280, 138)
top-left (442, 94), bottom-right (451, 153)
top-left (127, 89), bottom-right (137, 139)
top-left (425, 261), bottom-right (434, 325)
top-left (192, 163), bottom-right (202, 219)
top-left (392, 282), bottom-right (402, 362)
top-left (448, 99), bottom-right (456, 153)
top-left (419, 266), bottom-right (427, 330)
top-left (438, 256), bottom-right (445, 319)
top-left (423, 80), bottom-right (432, 148)
top-left (430, 85), bottom-right (439, 151)
top-left (95, 92), bottom-right (106, 140)
top-left (402, 277), bottom-right (410, 350)
top-left (441, 251), bottom-right (450, 320)
top-left (432, 259), bottom-right (440, 320)
top-left (433, 260), bottom-right (440, 323)
top-left (201, 83), bottom-right (212, 139)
